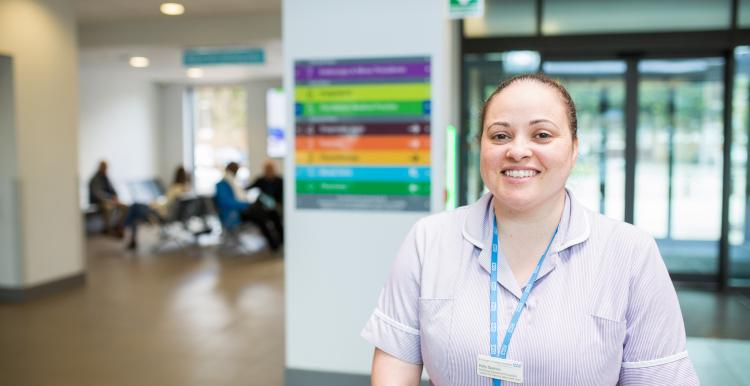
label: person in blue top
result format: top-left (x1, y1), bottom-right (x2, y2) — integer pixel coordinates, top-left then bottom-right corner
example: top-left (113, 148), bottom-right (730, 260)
top-left (215, 162), bottom-right (283, 251)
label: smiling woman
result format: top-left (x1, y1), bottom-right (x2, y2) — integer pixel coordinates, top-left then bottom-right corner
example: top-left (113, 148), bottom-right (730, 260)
top-left (480, 76), bottom-right (578, 218)
top-left (362, 73), bottom-right (700, 386)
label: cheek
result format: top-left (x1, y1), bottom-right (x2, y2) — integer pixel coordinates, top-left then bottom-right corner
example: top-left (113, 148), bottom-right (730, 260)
top-left (479, 147), bottom-right (499, 181)
top-left (479, 145), bottom-right (502, 169)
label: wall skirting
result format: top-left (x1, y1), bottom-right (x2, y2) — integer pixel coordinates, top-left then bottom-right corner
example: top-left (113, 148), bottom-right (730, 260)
top-left (0, 273), bottom-right (85, 302)
top-left (285, 368), bottom-right (429, 386)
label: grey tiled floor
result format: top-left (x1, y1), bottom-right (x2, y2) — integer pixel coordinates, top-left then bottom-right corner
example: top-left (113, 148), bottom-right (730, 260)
top-left (688, 338), bottom-right (750, 386)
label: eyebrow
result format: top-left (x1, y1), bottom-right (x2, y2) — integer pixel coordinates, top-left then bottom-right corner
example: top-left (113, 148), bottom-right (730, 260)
top-left (530, 119), bottom-right (560, 128)
top-left (486, 121), bottom-right (510, 129)
top-left (486, 119), bottom-right (561, 130)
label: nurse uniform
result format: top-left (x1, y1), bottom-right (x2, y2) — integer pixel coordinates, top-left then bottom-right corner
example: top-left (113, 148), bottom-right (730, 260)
top-left (362, 190), bottom-right (699, 386)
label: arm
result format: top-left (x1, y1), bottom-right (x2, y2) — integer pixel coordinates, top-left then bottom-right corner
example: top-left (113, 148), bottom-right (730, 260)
top-left (618, 236), bottom-right (699, 385)
top-left (372, 348), bottom-right (422, 386)
top-left (361, 223), bottom-right (425, 385)
top-left (89, 175), bottom-right (114, 203)
top-left (248, 177), bottom-right (261, 190)
top-left (215, 181), bottom-right (249, 211)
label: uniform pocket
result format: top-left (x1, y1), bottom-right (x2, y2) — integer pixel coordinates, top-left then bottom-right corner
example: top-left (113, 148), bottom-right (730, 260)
top-left (418, 298), bottom-right (453, 385)
top-left (576, 312), bottom-right (626, 384)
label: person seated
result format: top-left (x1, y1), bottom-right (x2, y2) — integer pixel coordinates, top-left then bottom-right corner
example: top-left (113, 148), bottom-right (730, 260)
top-left (123, 165), bottom-right (212, 250)
top-left (215, 162), bottom-right (283, 251)
top-left (247, 160), bottom-right (283, 212)
top-left (154, 166), bottom-right (212, 234)
top-left (88, 160), bottom-right (127, 238)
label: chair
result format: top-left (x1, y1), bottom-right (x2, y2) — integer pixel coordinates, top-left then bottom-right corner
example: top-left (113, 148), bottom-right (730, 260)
top-left (213, 194), bottom-right (254, 254)
top-left (152, 196), bottom-right (214, 252)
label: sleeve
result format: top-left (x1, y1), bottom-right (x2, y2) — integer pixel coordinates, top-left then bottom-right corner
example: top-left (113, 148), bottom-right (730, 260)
top-left (360, 222), bottom-right (424, 365)
top-left (215, 181), bottom-right (249, 211)
top-left (89, 176), bottom-right (111, 203)
top-left (618, 236), bottom-right (700, 385)
top-left (103, 176), bottom-right (118, 197)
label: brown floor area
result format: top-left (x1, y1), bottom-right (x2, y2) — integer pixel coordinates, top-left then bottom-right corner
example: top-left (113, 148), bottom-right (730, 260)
top-left (678, 287), bottom-right (750, 340)
top-left (0, 237), bottom-right (285, 386)
top-left (2, 237), bottom-right (749, 386)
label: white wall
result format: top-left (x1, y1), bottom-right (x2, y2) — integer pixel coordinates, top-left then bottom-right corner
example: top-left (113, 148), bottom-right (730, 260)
top-left (283, 0), bottom-right (459, 376)
top-left (0, 0), bottom-right (84, 286)
top-left (0, 55), bottom-right (21, 287)
top-left (157, 83), bottom-right (187, 186)
top-left (246, 78), bottom-right (282, 179)
top-left (78, 67), bottom-right (159, 201)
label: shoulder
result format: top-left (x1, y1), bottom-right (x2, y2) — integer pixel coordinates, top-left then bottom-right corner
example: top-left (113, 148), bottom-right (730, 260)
top-left (582, 210), bottom-right (661, 279)
top-left (166, 184), bottom-right (185, 195)
top-left (597, 212), bottom-right (655, 250)
top-left (216, 179), bottom-right (230, 190)
top-left (410, 202), bottom-right (472, 240)
top-left (403, 201), bottom-right (479, 270)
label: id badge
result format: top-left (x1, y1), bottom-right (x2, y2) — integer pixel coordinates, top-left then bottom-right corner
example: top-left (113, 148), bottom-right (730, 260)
top-left (476, 355), bottom-right (523, 383)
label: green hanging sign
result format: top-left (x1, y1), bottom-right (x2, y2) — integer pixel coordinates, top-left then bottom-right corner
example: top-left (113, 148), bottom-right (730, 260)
top-left (448, 0), bottom-right (484, 19)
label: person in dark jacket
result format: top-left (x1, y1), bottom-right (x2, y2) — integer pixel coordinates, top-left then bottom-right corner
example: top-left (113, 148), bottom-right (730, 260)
top-left (88, 160), bottom-right (128, 237)
top-left (248, 160), bottom-right (283, 208)
top-left (215, 162), bottom-right (282, 251)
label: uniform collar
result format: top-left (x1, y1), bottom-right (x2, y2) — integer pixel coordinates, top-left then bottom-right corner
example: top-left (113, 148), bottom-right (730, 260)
top-left (462, 189), bottom-right (591, 298)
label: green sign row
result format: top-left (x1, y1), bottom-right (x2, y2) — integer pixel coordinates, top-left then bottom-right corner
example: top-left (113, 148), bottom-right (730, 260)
top-left (299, 101), bottom-right (427, 117)
top-left (296, 180), bottom-right (431, 196)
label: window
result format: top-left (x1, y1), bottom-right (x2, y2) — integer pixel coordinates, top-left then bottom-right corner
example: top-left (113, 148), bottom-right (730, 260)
top-left (192, 86), bottom-right (249, 195)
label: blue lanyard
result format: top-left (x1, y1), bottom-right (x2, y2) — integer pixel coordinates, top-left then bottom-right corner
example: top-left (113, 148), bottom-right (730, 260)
top-left (489, 216), bottom-right (559, 386)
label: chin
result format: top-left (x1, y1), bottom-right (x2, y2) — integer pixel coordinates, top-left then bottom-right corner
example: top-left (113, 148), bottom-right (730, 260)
top-left (491, 190), bottom-right (535, 210)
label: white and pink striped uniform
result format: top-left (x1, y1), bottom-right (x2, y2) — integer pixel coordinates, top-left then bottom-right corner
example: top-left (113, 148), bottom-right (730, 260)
top-left (362, 190), bottom-right (699, 385)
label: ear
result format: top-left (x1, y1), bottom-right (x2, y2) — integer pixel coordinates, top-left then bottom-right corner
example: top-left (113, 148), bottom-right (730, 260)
top-left (571, 137), bottom-right (579, 163)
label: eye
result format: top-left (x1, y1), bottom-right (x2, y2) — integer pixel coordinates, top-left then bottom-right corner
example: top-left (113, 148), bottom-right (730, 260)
top-left (490, 132), bottom-right (510, 141)
top-left (535, 132), bottom-right (552, 140)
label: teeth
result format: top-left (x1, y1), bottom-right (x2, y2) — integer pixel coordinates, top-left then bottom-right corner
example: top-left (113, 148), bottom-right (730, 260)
top-left (504, 170), bottom-right (537, 178)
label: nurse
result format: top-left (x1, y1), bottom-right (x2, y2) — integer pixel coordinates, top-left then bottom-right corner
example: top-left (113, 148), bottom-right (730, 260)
top-left (362, 73), bottom-right (699, 385)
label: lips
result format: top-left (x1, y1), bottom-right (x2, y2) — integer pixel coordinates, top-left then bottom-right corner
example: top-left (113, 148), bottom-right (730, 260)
top-left (502, 169), bottom-right (539, 178)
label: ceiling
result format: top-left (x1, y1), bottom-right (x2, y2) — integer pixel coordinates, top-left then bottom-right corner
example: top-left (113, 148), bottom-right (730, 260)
top-left (73, 0), bottom-right (281, 23)
top-left (80, 41), bottom-right (283, 84)
top-left (75, 1), bottom-right (283, 83)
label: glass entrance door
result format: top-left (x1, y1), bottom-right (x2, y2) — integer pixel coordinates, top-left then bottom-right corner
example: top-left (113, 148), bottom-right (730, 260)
top-left (460, 54), bottom-right (727, 280)
top-left (543, 61), bottom-right (627, 221)
top-left (635, 58), bottom-right (725, 276)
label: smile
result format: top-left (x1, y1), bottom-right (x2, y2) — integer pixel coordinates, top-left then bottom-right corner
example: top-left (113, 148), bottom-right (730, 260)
top-left (503, 169), bottom-right (538, 178)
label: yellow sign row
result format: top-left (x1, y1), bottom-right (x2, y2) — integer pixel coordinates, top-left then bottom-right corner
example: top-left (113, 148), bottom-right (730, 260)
top-left (296, 150), bottom-right (430, 165)
top-left (295, 83), bottom-right (430, 103)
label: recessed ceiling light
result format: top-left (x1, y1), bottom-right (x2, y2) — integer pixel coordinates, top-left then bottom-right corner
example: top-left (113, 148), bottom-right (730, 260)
top-left (187, 68), bottom-right (204, 79)
top-left (160, 3), bottom-right (185, 16)
top-left (129, 56), bottom-right (150, 68)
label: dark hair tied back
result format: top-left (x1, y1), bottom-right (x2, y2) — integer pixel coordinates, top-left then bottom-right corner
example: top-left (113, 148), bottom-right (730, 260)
top-left (478, 73), bottom-right (578, 142)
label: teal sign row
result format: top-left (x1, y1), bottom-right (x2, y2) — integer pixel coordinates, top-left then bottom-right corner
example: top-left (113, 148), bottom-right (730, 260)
top-left (183, 48), bottom-right (264, 66)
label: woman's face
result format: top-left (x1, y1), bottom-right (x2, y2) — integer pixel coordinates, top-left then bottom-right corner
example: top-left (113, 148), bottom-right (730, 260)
top-left (480, 80), bottom-right (578, 213)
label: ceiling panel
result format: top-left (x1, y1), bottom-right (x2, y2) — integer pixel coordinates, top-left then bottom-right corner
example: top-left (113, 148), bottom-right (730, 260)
top-left (74, 0), bottom-right (280, 23)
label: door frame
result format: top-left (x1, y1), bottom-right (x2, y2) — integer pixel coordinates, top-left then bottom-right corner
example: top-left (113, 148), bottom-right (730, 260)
top-left (460, 27), bottom-right (743, 289)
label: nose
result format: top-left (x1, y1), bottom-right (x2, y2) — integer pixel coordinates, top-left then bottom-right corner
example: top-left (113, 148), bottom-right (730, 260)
top-left (505, 138), bottom-right (532, 161)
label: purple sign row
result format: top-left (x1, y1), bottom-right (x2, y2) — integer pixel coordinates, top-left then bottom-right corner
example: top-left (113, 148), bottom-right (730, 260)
top-left (295, 61), bottom-right (430, 82)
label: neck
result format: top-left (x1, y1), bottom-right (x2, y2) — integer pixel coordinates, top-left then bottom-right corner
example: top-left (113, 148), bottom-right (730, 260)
top-left (493, 189), bottom-right (566, 239)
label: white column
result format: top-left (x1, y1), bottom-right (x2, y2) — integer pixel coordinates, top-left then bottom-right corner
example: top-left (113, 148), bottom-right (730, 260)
top-left (283, 0), bottom-right (459, 376)
top-left (0, 0), bottom-right (84, 289)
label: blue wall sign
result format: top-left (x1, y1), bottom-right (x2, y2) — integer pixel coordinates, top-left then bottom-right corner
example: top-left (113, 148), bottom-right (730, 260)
top-left (183, 48), bottom-right (265, 66)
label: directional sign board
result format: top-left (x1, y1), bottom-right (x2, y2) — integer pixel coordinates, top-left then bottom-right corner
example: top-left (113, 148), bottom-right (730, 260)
top-left (294, 57), bottom-right (431, 212)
